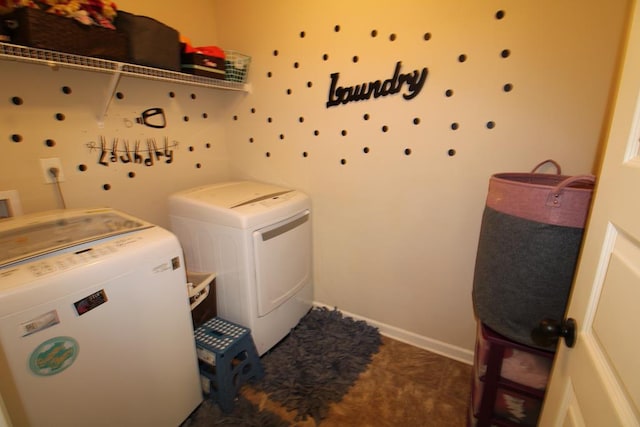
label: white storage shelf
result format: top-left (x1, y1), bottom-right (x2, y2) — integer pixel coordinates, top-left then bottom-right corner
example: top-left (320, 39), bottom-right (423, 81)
top-left (0, 42), bottom-right (249, 92)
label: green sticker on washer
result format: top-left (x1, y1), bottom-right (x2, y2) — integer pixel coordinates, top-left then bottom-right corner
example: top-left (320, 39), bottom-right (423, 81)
top-left (29, 336), bottom-right (79, 376)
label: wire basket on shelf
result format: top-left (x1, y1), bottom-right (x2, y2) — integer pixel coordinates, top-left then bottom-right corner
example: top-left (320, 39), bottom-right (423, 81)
top-left (224, 50), bottom-right (251, 83)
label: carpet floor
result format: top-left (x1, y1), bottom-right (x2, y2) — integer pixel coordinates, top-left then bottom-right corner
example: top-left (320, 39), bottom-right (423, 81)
top-left (183, 309), bottom-right (472, 427)
top-left (242, 335), bottom-right (472, 426)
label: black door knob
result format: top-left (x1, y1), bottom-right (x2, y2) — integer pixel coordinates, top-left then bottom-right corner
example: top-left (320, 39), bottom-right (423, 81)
top-left (531, 318), bottom-right (577, 348)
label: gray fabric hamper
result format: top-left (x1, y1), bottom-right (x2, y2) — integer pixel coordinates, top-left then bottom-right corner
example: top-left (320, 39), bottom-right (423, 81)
top-left (472, 160), bottom-right (595, 350)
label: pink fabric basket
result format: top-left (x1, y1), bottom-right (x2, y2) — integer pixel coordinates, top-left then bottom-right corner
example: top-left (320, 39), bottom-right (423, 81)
top-left (487, 159), bottom-right (595, 228)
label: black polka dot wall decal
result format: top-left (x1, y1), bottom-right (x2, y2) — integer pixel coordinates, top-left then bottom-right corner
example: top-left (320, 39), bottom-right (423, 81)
top-left (389, 33), bottom-right (397, 41)
top-left (371, 29), bottom-right (378, 37)
top-left (78, 164), bottom-right (87, 172)
top-left (458, 54), bottom-right (467, 63)
top-left (302, 151), bottom-right (308, 157)
top-left (279, 134), bottom-right (285, 140)
top-left (183, 116), bottom-right (189, 122)
top-left (299, 116), bottom-right (304, 123)
top-left (487, 121), bottom-right (496, 129)
top-left (334, 25), bottom-right (341, 32)
top-left (323, 53), bottom-right (329, 61)
top-left (189, 146), bottom-right (194, 151)
top-left (191, 93), bottom-right (197, 99)
top-left (128, 171), bottom-right (135, 178)
top-left (61, 86), bottom-right (72, 94)
top-left (196, 163), bottom-right (202, 168)
top-left (116, 92), bottom-right (124, 99)
top-left (273, 50), bottom-right (279, 56)
top-left (202, 113), bottom-right (208, 119)
top-left (352, 56), bottom-right (359, 63)
top-left (382, 125), bottom-right (389, 132)
top-left (233, 115), bottom-right (238, 120)
top-left (266, 152), bottom-right (271, 157)
top-left (445, 89), bottom-right (454, 97)
top-left (205, 143), bottom-right (211, 148)
top-left (267, 117), bottom-right (273, 123)
top-left (249, 137), bottom-right (254, 143)
top-left (103, 184), bottom-right (111, 191)
top-left (314, 130), bottom-right (320, 136)
top-left (363, 147), bottom-right (370, 154)
top-left (501, 49), bottom-right (511, 58)
top-left (363, 113), bottom-right (370, 120)
top-left (413, 118), bottom-right (420, 125)
top-left (404, 148), bottom-right (412, 155)
top-left (267, 71), bottom-right (273, 78)
top-left (340, 158), bottom-right (347, 165)
top-left (294, 62), bottom-right (299, 68)
top-left (286, 88), bottom-right (292, 95)
top-left (307, 81), bottom-right (313, 88)
top-left (11, 134), bottom-right (22, 142)
top-left (45, 139), bottom-right (55, 147)
top-left (451, 122), bottom-right (459, 130)
top-left (448, 149), bottom-right (457, 156)
top-left (169, 91), bottom-right (175, 98)
top-left (341, 130), bottom-right (348, 136)
top-left (424, 32), bottom-right (432, 41)
top-left (300, 31), bottom-right (306, 38)
top-left (496, 10), bottom-right (505, 20)
top-left (11, 96), bottom-right (23, 105)
top-left (251, 108), bottom-right (256, 113)
top-left (503, 83), bottom-right (513, 92)
top-left (55, 113), bottom-right (65, 121)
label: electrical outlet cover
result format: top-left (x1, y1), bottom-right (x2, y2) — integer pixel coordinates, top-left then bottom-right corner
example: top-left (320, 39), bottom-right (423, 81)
top-left (40, 158), bottom-right (64, 184)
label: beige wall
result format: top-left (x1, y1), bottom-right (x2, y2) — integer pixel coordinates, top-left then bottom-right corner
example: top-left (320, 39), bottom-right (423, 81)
top-left (0, 63), bottom-right (237, 227)
top-left (0, 0), bottom-right (630, 365)
top-left (212, 0), bottom-right (629, 357)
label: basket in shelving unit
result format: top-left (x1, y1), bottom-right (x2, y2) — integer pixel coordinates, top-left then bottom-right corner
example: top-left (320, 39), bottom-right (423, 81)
top-left (2, 7), bottom-right (128, 61)
top-left (469, 322), bottom-right (555, 427)
top-left (224, 50), bottom-right (250, 83)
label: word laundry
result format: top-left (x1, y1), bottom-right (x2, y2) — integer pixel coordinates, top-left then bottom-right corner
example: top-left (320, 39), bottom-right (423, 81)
top-left (94, 136), bottom-right (176, 167)
top-left (326, 61), bottom-right (428, 108)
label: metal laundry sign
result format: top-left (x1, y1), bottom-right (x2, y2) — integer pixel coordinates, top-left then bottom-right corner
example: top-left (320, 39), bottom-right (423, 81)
top-left (88, 136), bottom-right (177, 166)
top-left (326, 61), bottom-right (428, 108)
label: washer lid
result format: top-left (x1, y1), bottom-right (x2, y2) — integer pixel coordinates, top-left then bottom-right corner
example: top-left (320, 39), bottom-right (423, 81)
top-left (176, 181), bottom-right (292, 209)
top-left (169, 181), bottom-right (309, 229)
top-left (0, 208), bottom-right (152, 268)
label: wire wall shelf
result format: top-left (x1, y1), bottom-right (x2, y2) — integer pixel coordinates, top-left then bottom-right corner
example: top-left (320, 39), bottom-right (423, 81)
top-left (0, 42), bottom-right (249, 92)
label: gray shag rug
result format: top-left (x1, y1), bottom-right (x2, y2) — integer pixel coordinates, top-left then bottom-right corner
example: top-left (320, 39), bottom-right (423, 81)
top-left (181, 307), bottom-right (382, 426)
top-left (259, 307), bottom-right (382, 422)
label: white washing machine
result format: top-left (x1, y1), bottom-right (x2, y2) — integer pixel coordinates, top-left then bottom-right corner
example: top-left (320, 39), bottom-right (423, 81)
top-left (169, 181), bottom-right (313, 355)
top-left (0, 208), bottom-right (202, 427)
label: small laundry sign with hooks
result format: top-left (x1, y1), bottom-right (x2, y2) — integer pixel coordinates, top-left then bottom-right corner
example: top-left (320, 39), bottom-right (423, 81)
top-left (87, 136), bottom-right (178, 167)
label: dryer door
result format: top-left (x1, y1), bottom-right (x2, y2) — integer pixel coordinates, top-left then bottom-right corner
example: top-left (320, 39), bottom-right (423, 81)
top-left (253, 210), bottom-right (311, 317)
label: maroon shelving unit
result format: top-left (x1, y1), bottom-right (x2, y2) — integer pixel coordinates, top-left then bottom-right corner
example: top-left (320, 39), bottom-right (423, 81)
top-left (469, 322), bottom-right (556, 427)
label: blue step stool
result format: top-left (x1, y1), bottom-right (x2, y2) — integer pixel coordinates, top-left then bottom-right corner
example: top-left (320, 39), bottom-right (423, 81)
top-left (194, 317), bottom-right (264, 413)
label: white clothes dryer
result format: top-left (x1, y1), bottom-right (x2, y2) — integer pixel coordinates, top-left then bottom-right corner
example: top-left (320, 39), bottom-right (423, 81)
top-left (169, 181), bottom-right (313, 355)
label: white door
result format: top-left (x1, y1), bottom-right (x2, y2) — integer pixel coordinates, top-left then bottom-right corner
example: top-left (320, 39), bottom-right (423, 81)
top-left (538, 2), bottom-right (640, 426)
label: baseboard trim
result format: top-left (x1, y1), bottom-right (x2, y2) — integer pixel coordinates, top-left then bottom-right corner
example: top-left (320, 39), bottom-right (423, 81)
top-left (313, 302), bottom-right (474, 365)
